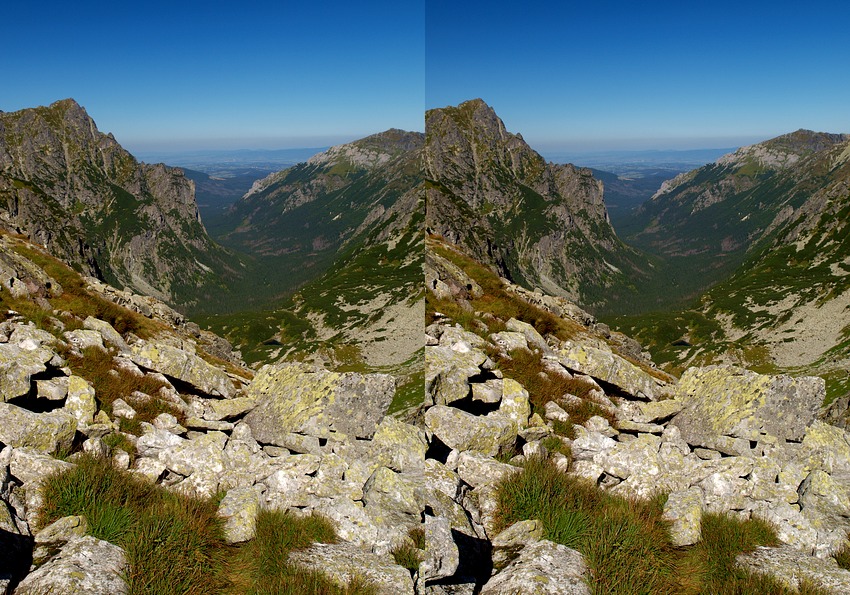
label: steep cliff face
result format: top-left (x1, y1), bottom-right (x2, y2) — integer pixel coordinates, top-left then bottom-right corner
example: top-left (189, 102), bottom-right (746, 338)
top-left (0, 99), bottom-right (230, 307)
top-left (424, 99), bottom-right (648, 311)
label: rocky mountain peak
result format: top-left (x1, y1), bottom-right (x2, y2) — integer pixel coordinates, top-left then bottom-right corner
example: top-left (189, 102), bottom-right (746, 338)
top-left (0, 100), bottom-right (228, 308)
top-left (716, 129), bottom-right (850, 172)
top-left (306, 128), bottom-right (423, 170)
top-left (425, 99), bottom-right (646, 311)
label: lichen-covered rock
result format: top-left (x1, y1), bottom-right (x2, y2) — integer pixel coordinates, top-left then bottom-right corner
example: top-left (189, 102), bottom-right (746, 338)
top-left (480, 539), bottom-right (591, 594)
top-left (64, 329), bottom-right (105, 351)
top-left (505, 318), bottom-right (550, 352)
top-left (83, 316), bottom-right (128, 351)
top-left (424, 405), bottom-right (517, 457)
top-left (203, 395), bottom-right (257, 421)
top-left (244, 362), bottom-right (394, 441)
top-left (671, 366), bottom-right (825, 449)
top-left (419, 515), bottom-right (459, 582)
top-left (0, 402), bottom-right (76, 455)
top-left (289, 542), bottom-right (414, 595)
top-left (426, 344), bottom-right (488, 405)
top-left (131, 341), bottom-right (235, 398)
top-left (456, 451), bottom-right (519, 489)
top-left (737, 545), bottom-right (850, 593)
top-left (499, 378), bottom-right (531, 430)
top-left (217, 485), bottom-right (263, 544)
top-left (662, 488), bottom-right (704, 546)
top-left (369, 416), bottom-right (427, 473)
top-left (558, 341), bottom-right (658, 400)
top-left (15, 535), bottom-right (128, 595)
top-left (0, 342), bottom-right (52, 402)
top-left (491, 519), bottom-right (545, 569)
top-left (64, 375), bottom-right (97, 429)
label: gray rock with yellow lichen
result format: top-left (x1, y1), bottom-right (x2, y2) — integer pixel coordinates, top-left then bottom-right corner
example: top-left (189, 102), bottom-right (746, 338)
top-left (480, 539), bottom-right (590, 594)
top-left (130, 341), bottom-right (236, 398)
top-left (244, 362), bottom-right (394, 441)
top-left (671, 365), bottom-right (825, 450)
top-left (15, 535), bottom-right (128, 595)
top-left (289, 542), bottom-right (414, 595)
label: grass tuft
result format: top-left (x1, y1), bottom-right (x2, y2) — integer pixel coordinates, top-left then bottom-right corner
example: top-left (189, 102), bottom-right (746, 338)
top-left (228, 509), bottom-right (375, 595)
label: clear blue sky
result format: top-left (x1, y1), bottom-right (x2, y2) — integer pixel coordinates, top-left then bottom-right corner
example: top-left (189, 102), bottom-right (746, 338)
top-left (427, 0), bottom-right (850, 151)
top-left (1, 1), bottom-right (424, 152)
top-left (5, 2), bottom-right (849, 155)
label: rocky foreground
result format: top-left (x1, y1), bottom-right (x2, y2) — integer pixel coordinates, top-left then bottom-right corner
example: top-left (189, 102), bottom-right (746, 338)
top-left (2, 232), bottom-right (850, 594)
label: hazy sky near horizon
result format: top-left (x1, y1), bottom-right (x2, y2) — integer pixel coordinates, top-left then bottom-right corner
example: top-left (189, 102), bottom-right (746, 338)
top-left (2, 1), bottom-right (424, 153)
top-left (4, 1), bottom-right (848, 154)
top-left (427, 0), bottom-right (850, 151)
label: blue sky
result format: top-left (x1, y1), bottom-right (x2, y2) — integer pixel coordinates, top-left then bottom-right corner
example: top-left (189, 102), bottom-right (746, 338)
top-left (1, 1), bottom-right (424, 152)
top-left (427, 1), bottom-right (850, 151)
top-left (4, 2), bottom-right (848, 154)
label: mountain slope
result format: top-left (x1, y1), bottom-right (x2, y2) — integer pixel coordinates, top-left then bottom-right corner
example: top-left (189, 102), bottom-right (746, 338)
top-left (200, 131), bottom-right (425, 408)
top-left (617, 130), bottom-right (850, 309)
top-left (0, 99), bottom-right (233, 309)
top-left (424, 99), bottom-right (651, 313)
top-left (612, 131), bottom-right (850, 401)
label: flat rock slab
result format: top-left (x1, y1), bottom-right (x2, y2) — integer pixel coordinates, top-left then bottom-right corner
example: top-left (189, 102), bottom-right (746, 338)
top-left (558, 341), bottom-right (657, 400)
top-left (481, 539), bottom-right (590, 594)
top-left (671, 365), bottom-right (825, 449)
top-left (288, 542), bottom-right (414, 595)
top-left (15, 535), bottom-right (128, 595)
top-left (131, 342), bottom-right (235, 398)
top-left (244, 362), bottom-right (394, 441)
top-left (737, 545), bottom-right (850, 594)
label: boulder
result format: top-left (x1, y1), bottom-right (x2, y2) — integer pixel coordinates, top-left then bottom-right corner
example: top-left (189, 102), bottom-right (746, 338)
top-left (662, 488), bottom-right (704, 546)
top-left (83, 316), bottom-right (128, 351)
top-left (64, 375), bottom-right (96, 429)
top-left (419, 515), bottom-right (459, 583)
top-left (244, 362), bottom-right (394, 441)
top-left (288, 542), bottom-right (414, 595)
top-left (671, 366), bottom-right (825, 450)
top-left (217, 485), bottom-right (263, 544)
top-left (0, 403), bottom-right (76, 455)
top-left (426, 344), bottom-right (488, 405)
top-left (424, 405), bottom-right (517, 457)
top-left (737, 545), bottom-right (850, 593)
top-left (130, 342), bottom-right (235, 398)
top-left (558, 341), bottom-right (658, 400)
top-left (0, 342), bottom-right (52, 402)
top-left (14, 535), bottom-right (128, 595)
top-left (481, 539), bottom-right (590, 594)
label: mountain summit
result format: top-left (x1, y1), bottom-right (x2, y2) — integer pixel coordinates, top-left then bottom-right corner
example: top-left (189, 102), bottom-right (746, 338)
top-left (425, 99), bottom-right (647, 311)
top-left (0, 99), bottom-right (230, 307)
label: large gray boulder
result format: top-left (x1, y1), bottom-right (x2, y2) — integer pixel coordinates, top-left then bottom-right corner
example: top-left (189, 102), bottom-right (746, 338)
top-left (15, 535), bottom-right (128, 595)
top-left (288, 542), bottom-right (414, 595)
top-left (737, 545), bottom-right (850, 594)
top-left (671, 366), bottom-right (825, 451)
top-left (130, 341), bottom-right (235, 398)
top-left (0, 343), bottom-right (53, 402)
top-left (0, 403), bottom-right (76, 455)
top-left (426, 344), bottom-right (488, 405)
top-left (244, 362), bottom-right (394, 441)
top-left (424, 405), bottom-right (517, 457)
top-left (480, 539), bottom-right (591, 594)
top-left (558, 341), bottom-right (659, 400)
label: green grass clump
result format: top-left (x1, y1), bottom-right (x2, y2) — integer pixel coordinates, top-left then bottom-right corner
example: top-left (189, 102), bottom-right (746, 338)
top-left (39, 455), bottom-right (230, 594)
top-left (496, 457), bottom-right (676, 594)
top-left (494, 457), bottom-right (827, 595)
top-left (40, 456), bottom-right (377, 595)
top-left (391, 527), bottom-right (425, 572)
top-left (834, 540), bottom-right (850, 570)
top-left (228, 509), bottom-right (375, 595)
